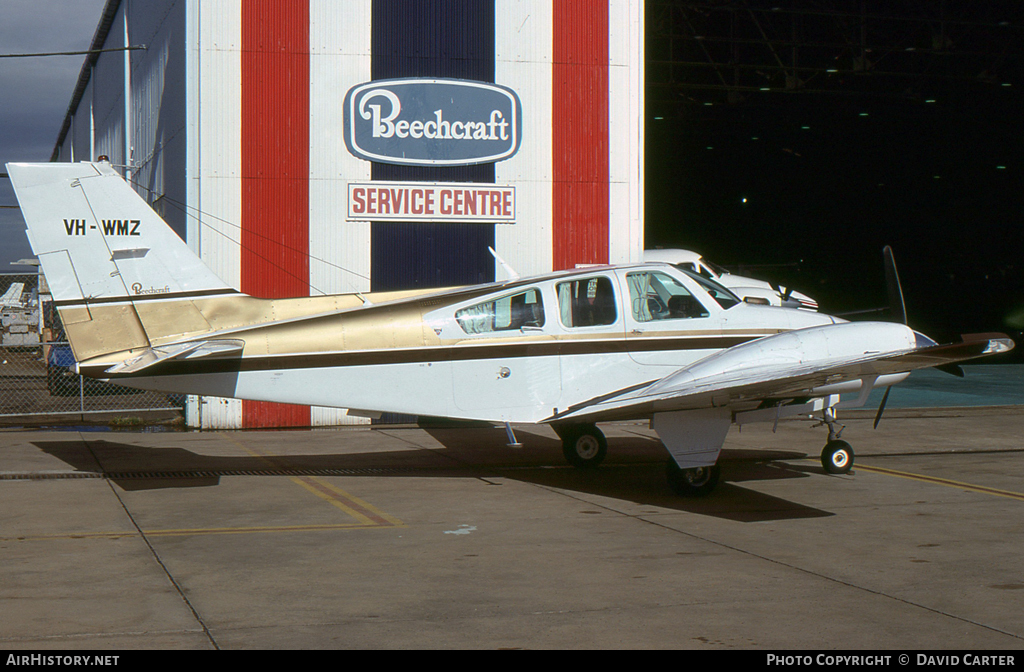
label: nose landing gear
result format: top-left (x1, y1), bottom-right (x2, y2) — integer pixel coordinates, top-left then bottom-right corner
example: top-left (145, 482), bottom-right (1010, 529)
top-left (819, 407), bottom-right (854, 475)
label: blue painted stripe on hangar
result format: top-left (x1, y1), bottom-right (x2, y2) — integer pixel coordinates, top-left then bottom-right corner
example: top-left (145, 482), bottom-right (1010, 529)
top-left (369, 0), bottom-right (497, 293)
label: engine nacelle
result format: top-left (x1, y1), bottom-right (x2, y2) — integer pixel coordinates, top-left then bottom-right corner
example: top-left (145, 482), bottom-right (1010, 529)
top-left (647, 321), bottom-right (918, 398)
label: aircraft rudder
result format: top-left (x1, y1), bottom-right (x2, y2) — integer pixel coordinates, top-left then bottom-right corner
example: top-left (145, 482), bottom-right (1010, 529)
top-left (7, 161), bottom-right (231, 304)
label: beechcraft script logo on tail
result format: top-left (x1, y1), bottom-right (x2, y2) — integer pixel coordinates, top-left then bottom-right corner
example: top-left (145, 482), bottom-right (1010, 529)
top-left (343, 78), bottom-right (522, 166)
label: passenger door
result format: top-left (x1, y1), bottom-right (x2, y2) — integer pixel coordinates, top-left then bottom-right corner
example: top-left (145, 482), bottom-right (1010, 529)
top-left (553, 274), bottom-right (637, 407)
top-left (620, 269), bottom-right (724, 369)
top-left (450, 286), bottom-right (562, 420)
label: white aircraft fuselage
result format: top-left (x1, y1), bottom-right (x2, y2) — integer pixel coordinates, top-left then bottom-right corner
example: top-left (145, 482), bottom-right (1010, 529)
top-left (78, 264), bottom-right (876, 424)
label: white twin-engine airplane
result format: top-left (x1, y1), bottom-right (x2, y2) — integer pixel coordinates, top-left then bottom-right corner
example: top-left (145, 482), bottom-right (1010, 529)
top-left (7, 160), bottom-right (1015, 496)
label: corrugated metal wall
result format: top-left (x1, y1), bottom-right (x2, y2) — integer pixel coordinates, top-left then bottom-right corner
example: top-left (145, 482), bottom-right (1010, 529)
top-left (240, 0), bottom-right (312, 428)
top-left (369, 0), bottom-right (496, 292)
top-left (53, 0), bottom-right (188, 244)
top-left (90, 2), bottom-right (127, 168)
top-left (128, 0), bottom-right (187, 241)
top-left (187, 0), bottom-right (244, 428)
top-left (552, 0), bottom-right (610, 270)
top-left (54, 0), bottom-right (644, 429)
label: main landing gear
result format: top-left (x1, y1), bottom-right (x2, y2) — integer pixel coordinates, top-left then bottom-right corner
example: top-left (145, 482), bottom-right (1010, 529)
top-left (554, 423), bottom-right (608, 469)
top-left (665, 461), bottom-right (721, 497)
top-left (819, 407), bottom-right (854, 475)
top-left (555, 422), bottom-right (724, 496)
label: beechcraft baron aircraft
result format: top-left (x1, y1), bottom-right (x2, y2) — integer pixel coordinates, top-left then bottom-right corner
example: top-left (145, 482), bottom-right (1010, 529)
top-left (7, 161), bottom-right (1015, 495)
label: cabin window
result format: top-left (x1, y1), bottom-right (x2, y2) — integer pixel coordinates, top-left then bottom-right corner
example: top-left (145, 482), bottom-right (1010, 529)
top-left (626, 271), bottom-right (710, 321)
top-left (557, 276), bottom-right (617, 328)
top-left (455, 288), bottom-right (545, 334)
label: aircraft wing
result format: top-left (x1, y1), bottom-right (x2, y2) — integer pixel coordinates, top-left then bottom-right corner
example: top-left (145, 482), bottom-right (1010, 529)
top-left (547, 328), bottom-right (1015, 424)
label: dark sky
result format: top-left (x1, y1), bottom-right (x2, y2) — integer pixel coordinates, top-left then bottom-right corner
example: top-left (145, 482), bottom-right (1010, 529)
top-left (0, 0), bottom-right (108, 270)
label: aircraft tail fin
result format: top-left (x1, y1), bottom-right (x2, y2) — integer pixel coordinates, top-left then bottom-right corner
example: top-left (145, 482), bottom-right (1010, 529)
top-left (6, 161), bottom-right (237, 363)
top-left (7, 161), bottom-right (231, 303)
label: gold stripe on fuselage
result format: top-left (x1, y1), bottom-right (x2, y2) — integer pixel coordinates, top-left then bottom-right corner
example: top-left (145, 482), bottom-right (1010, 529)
top-left (64, 281), bottom-right (784, 378)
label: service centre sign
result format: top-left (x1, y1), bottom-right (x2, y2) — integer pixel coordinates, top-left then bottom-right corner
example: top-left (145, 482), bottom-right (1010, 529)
top-left (343, 78), bottom-right (522, 166)
top-left (348, 182), bottom-right (515, 223)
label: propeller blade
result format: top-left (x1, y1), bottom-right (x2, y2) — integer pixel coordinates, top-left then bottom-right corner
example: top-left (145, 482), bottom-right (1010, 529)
top-left (873, 386), bottom-right (892, 429)
top-left (883, 246), bottom-right (907, 325)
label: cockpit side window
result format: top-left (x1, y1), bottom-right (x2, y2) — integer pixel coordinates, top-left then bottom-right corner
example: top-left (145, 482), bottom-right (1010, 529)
top-left (455, 288), bottom-right (545, 334)
top-left (557, 276), bottom-right (617, 328)
top-left (627, 271), bottom-right (710, 321)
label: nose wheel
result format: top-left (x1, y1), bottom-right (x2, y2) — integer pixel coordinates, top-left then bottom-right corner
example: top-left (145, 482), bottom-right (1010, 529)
top-left (821, 439), bottom-right (854, 474)
top-left (819, 406), bottom-right (854, 474)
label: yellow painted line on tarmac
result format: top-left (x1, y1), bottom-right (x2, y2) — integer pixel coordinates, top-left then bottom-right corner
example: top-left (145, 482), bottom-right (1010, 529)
top-left (857, 463), bottom-right (1024, 502)
top-left (219, 433), bottom-right (405, 528)
top-left (1, 522), bottom-right (396, 543)
top-left (288, 475), bottom-right (405, 527)
top-left (10, 436), bottom-right (407, 541)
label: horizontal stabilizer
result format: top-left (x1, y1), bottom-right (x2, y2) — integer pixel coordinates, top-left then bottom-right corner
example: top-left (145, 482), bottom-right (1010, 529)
top-left (103, 339), bottom-right (244, 375)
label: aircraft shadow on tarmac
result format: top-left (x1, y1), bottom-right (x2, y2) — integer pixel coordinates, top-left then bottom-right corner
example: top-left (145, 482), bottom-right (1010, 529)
top-left (33, 429), bottom-right (833, 522)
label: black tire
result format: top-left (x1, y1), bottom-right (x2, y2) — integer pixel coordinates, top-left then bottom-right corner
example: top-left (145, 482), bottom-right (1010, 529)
top-left (666, 460), bottom-right (721, 497)
top-left (557, 424), bottom-right (607, 468)
top-left (821, 440), bottom-right (854, 474)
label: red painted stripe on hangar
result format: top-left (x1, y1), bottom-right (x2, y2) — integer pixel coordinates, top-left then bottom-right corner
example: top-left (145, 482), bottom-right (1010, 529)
top-left (241, 0), bottom-right (312, 428)
top-left (552, 0), bottom-right (610, 271)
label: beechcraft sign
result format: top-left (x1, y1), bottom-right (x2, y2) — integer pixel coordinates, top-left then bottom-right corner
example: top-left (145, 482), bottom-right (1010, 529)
top-left (343, 78), bottom-right (522, 166)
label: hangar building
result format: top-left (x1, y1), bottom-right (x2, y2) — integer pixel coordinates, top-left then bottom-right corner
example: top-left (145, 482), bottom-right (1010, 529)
top-left (52, 0), bottom-right (645, 428)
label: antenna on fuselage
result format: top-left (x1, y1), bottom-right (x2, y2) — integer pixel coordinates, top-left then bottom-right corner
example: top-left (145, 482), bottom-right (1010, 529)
top-left (488, 246), bottom-right (520, 281)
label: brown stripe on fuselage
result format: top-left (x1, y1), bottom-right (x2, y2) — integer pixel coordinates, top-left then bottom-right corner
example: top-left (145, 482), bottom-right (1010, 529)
top-left (80, 333), bottom-right (766, 380)
top-left (52, 288), bottom-right (242, 308)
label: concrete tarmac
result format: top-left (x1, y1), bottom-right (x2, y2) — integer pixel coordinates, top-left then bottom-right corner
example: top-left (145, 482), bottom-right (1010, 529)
top-left (1, 408), bottom-right (1023, 650)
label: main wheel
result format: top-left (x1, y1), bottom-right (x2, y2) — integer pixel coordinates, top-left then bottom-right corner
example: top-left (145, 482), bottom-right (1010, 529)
top-left (666, 460), bottom-right (721, 497)
top-left (821, 440), bottom-right (854, 474)
top-left (558, 424), bottom-right (607, 468)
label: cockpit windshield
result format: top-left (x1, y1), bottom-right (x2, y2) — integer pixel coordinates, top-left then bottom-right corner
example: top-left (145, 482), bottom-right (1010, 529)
top-left (678, 269), bottom-right (741, 309)
top-left (701, 258), bottom-right (731, 277)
